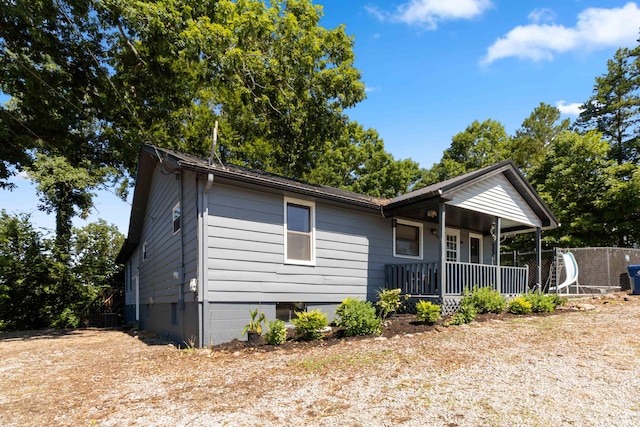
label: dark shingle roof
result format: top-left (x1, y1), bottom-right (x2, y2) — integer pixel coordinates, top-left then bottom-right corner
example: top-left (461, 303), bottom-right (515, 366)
top-left (149, 145), bottom-right (387, 210)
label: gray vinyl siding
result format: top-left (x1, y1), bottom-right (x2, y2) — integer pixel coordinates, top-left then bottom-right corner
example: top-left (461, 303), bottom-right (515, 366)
top-left (124, 247), bottom-right (139, 323)
top-left (181, 170), bottom-right (199, 306)
top-left (137, 166), bottom-right (182, 308)
top-left (124, 247), bottom-right (139, 306)
top-left (385, 222), bottom-right (494, 264)
top-left (206, 184), bottom-right (392, 303)
top-left (207, 302), bottom-right (340, 344)
top-left (132, 167), bottom-right (202, 343)
top-left (448, 173), bottom-right (542, 227)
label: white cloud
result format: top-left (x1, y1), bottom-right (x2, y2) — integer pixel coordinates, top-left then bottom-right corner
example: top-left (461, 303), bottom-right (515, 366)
top-left (365, 85), bottom-right (379, 93)
top-left (482, 2), bottom-right (640, 65)
top-left (14, 170), bottom-right (29, 180)
top-left (367, 0), bottom-right (492, 29)
top-left (556, 100), bottom-right (583, 116)
top-left (527, 8), bottom-right (555, 24)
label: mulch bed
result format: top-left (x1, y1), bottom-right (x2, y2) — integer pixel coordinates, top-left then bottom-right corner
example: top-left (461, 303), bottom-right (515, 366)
top-left (210, 308), bottom-right (568, 353)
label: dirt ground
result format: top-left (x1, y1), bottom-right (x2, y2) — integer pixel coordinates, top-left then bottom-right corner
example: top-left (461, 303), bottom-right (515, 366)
top-left (1, 293), bottom-right (640, 426)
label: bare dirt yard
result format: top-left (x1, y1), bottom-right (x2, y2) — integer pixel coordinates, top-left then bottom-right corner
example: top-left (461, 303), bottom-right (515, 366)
top-left (1, 294), bottom-right (640, 427)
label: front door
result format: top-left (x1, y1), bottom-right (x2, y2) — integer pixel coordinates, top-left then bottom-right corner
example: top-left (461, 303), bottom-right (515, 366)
top-left (469, 233), bottom-right (483, 264)
top-left (445, 229), bottom-right (460, 262)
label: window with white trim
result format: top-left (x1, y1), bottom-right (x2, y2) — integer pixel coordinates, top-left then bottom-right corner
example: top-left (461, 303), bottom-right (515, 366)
top-left (393, 219), bottom-right (423, 259)
top-left (445, 229), bottom-right (460, 262)
top-left (172, 202), bottom-right (181, 234)
top-left (284, 198), bottom-right (315, 264)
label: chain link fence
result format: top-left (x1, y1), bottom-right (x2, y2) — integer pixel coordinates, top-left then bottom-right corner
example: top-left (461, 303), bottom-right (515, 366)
top-left (501, 249), bottom-right (555, 290)
top-left (502, 247), bottom-right (640, 293)
top-left (556, 247), bottom-right (640, 292)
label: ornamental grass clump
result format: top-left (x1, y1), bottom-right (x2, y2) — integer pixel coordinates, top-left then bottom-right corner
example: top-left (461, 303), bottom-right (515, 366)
top-left (415, 300), bottom-right (441, 324)
top-left (292, 309), bottom-right (328, 341)
top-left (335, 298), bottom-right (382, 337)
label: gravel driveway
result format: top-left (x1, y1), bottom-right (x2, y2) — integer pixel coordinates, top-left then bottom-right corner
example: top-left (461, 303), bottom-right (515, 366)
top-left (1, 294), bottom-right (639, 426)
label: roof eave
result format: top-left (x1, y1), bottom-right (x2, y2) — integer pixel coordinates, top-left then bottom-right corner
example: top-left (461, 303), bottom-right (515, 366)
top-left (176, 159), bottom-right (383, 212)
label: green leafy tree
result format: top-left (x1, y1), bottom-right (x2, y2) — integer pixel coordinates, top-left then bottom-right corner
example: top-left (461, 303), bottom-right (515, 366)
top-left (0, 211), bottom-right (56, 330)
top-left (26, 154), bottom-right (107, 264)
top-left (71, 219), bottom-right (124, 288)
top-left (107, 0), bottom-right (366, 179)
top-left (0, 212), bottom-right (120, 331)
top-left (509, 102), bottom-right (570, 176)
top-left (0, 0), bottom-right (127, 167)
top-left (531, 130), bottom-right (623, 246)
top-left (1, 0), bottom-right (128, 262)
top-left (421, 119), bottom-right (510, 185)
top-left (577, 46), bottom-right (640, 165)
top-left (304, 122), bottom-right (421, 197)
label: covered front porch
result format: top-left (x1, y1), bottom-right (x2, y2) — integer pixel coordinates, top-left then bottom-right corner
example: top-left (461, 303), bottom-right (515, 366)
top-left (381, 161), bottom-right (558, 305)
top-left (384, 261), bottom-right (528, 298)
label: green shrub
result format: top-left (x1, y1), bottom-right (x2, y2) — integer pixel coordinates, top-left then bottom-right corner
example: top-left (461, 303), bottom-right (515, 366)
top-left (466, 286), bottom-right (506, 314)
top-left (265, 320), bottom-right (287, 345)
top-left (376, 288), bottom-right (410, 320)
top-left (415, 300), bottom-right (441, 324)
top-left (51, 307), bottom-right (82, 329)
top-left (523, 293), bottom-right (551, 313)
top-left (508, 296), bottom-right (533, 314)
top-left (548, 293), bottom-right (567, 308)
top-left (292, 309), bottom-right (329, 341)
top-left (335, 298), bottom-right (382, 337)
top-left (446, 301), bottom-right (477, 326)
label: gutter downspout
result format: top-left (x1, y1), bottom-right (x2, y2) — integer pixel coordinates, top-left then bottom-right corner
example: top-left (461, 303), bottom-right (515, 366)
top-left (205, 171), bottom-right (214, 193)
top-left (198, 172), bottom-right (214, 347)
top-left (178, 170), bottom-right (185, 341)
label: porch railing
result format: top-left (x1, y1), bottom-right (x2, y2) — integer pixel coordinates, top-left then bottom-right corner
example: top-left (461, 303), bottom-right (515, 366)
top-left (384, 262), bottom-right (439, 296)
top-left (385, 261), bottom-right (528, 296)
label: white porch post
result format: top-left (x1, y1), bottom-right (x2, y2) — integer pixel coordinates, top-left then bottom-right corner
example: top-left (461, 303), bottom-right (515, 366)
top-left (536, 227), bottom-right (542, 292)
top-left (438, 202), bottom-right (446, 299)
top-left (494, 217), bottom-right (501, 294)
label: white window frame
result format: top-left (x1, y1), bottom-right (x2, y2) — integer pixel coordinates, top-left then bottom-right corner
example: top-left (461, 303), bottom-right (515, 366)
top-left (172, 202), bottom-right (181, 235)
top-left (445, 228), bottom-right (460, 262)
top-left (284, 197), bottom-right (316, 265)
top-left (469, 232), bottom-right (483, 264)
top-left (393, 218), bottom-right (423, 260)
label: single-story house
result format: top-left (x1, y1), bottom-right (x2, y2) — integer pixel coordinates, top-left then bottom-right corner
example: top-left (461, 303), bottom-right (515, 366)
top-left (116, 145), bottom-right (558, 346)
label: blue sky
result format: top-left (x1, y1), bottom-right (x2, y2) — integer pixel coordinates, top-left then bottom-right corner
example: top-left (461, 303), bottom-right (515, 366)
top-left (3, 0), bottom-right (640, 234)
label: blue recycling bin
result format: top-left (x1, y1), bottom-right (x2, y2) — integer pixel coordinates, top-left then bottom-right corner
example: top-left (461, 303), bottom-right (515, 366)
top-left (627, 265), bottom-right (640, 295)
